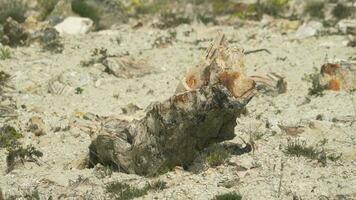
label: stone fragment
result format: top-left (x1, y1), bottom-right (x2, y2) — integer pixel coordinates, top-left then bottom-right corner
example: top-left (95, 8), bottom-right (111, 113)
top-left (54, 17), bottom-right (93, 35)
top-left (27, 116), bottom-right (46, 136)
top-left (338, 19), bottom-right (356, 35)
top-left (103, 56), bottom-right (153, 79)
top-left (318, 61), bottom-right (356, 91)
top-left (295, 21), bottom-right (323, 38)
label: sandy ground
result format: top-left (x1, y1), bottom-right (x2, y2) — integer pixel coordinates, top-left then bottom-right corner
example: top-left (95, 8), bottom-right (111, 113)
top-left (0, 22), bottom-right (356, 199)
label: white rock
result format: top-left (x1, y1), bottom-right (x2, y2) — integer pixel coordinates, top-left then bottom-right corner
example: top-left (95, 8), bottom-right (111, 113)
top-left (338, 19), bottom-right (356, 35)
top-left (295, 21), bottom-right (323, 38)
top-left (54, 17), bottom-right (93, 35)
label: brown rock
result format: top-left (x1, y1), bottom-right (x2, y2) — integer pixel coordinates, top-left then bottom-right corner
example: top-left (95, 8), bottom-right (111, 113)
top-left (27, 116), bottom-right (46, 136)
top-left (319, 61), bottom-right (356, 92)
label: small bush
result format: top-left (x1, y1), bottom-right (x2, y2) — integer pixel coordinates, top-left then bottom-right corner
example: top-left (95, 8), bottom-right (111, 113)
top-left (0, 1), bottom-right (26, 24)
top-left (206, 144), bottom-right (231, 167)
top-left (106, 182), bottom-right (148, 200)
top-left (148, 180), bottom-right (167, 191)
top-left (0, 71), bottom-right (11, 89)
top-left (75, 87), bottom-right (84, 94)
top-left (0, 125), bottom-right (22, 149)
top-left (284, 139), bottom-right (326, 165)
top-left (332, 3), bottom-right (352, 19)
top-left (214, 192), bottom-right (242, 200)
top-left (6, 144), bottom-right (43, 173)
top-left (302, 68), bottom-right (326, 97)
top-left (304, 1), bottom-right (325, 19)
top-left (71, 0), bottom-right (100, 25)
top-left (0, 46), bottom-right (11, 60)
top-left (36, 0), bottom-right (59, 20)
top-left (81, 47), bottom-right (108, 67)
top-left (255, 0), bottom-right (289, 19)
top-left (156, 12), bottom-right (191, 29)
top-left (105, 180), bottom-right (167, 200)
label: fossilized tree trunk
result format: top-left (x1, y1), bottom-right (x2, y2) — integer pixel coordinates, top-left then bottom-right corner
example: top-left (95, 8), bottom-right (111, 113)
top-left (88, 32), bottom-right (255, 176)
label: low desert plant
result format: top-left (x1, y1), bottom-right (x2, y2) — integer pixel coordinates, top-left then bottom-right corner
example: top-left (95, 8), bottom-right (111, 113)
top-left (71, 0), bottom-right (100, 25)
top-left (148, 180), bottom-right (167, 191)
top-left (105, 180), bottom-right (167, 200)
top-left (302, 68), bottom-right (326, 97)
top-left (0, 71), bottom-right (11, 91)
top-left (81, 47), bottom-right (109, 67)
top-left (255, 0), bottom-right (289, 19)
top-left (214, 192), bottom-right (242, 200)
top-left (332, 3), bottom-right (353, 20)
top-left (304, 1), bottom-right (325, 19)
top-left (0, 125), bottom-right (22, 149)
top-left (284, 139), bottom-right (326, 165)
top-left (156, 12), bottom-right (191, 29)
top-left (6, 144), bottom-right (43, 173)
top-left (0, 46), bottom-right (11, 60)
top-left (75, 87), bottom-right (84, 94)
top-left (205, 144), bottom-right (231, 167)
top-left (36, 0), bottom-right (59, 20)
top-left (0, 0), bottom-right (26, 24)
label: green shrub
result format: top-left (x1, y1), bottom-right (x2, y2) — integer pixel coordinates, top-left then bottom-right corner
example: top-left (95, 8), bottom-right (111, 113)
top-left (255, 0), bottom-right (289, 18)
top-left (0, 125), bottom-right (22, 149)
top-left (284, 139), bottom-right (326, 165)
top-left (156, 12), bottom-right (191, 29)
top-left (0, 1), bottom-right (26, 24)
top-left (0, 46), bottom-right (11, 60)
top-left (6, 144), bottom-right (43, 173)
top-left (71, 0), bottom-right (100, 24)
top-left (302, 68), bottom-right (326, 97)
top-left (36, 0), bottom-right (59, 20)
top-left (214, 192), bottom-right (242, 200)
top-left (304, 1), bottom-right (325, 19)
top-left (332, 3), bottom-right (352, 19)
top-left (206, 144), bottom-right (231, 167)
top-left (105, 180), bottom-right (167, 200)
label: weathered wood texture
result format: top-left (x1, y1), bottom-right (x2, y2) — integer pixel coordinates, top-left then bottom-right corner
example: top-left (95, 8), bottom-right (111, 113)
top-left (89, 33), bottom-right (255, 176)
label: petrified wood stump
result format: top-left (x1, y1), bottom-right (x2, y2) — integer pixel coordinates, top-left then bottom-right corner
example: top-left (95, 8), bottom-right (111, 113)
top-left (88, 32), bottom-right (256, 176)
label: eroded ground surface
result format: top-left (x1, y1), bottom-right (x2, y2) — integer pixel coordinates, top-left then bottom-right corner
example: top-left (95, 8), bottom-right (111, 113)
top-left (1, 22), bottom-right (356, 199)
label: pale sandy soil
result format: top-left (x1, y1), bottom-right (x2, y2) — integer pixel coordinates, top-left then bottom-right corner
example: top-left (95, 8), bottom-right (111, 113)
top-left (0, 22), bottom-right (355, 199)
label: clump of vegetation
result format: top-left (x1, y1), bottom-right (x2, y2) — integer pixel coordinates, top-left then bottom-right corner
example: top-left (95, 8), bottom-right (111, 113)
top-left (0, 125), bottom-right (22, 149)
top-left (148, 180), bottom-right (167, 191)
top-left (75, 87), bottom-right (84, 94)
top-left (302, 68), bottom-right (326, 97)
top-left (1, 125), bottom-right (43, 173)
top-left (81, 47), bottom-right (109, 67)
top-left (304, 1), bottom-right (325, 19)
top-left (284, 139), bottom-right (327, 166)
top-left (214, 192), bottom-right (242, 200)
top-left (0, 46), bottom-right (11, 60)
top-left (0, 71), bottom-right (11, 91)
top-left (156, 12), bottom-right (191, 29)
top-left (205, 144), bottom-right (231, 167)
top-left (0, 0), bottom-right (26, 24)
top-left (211, 0), bottom-right (235, 15)
top-left (6, 143), bottom-right (43, 173)
top-left (332, 3), bottom-right (352, 20)
top-left (36, 0), bottom-right (59, 20)
top-left (128, 0), bottom-right (167, 16)
top-left (71, 0), bottom-right (100, 25)
top-left (105, 180), bottom-right (167, 200)
top-left (255, 0), bottom-right (290, 19)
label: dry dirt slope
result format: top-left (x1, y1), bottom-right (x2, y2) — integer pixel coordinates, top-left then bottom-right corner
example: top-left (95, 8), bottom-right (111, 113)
top-left (0, 23), bottom-right (355, 199)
